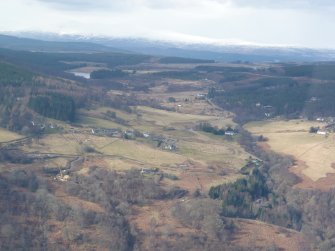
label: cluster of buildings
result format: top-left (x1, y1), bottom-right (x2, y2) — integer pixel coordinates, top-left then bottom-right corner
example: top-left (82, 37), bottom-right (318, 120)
top-left (310, 117), bottom-right (335, 136)
top-left (91, 128), bottom-right (139, 139)
top-left (90, 127), bottom-right (178, 151)
top-left (91, 128), bottom-right (122, 137)
top-left (151, 135), bottom-right (178, 151)
top-left (30, 120), bottom-right (60, 131)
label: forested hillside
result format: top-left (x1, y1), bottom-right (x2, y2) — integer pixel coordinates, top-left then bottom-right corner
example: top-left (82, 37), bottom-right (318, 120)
top-left (283, 63), bottom-right (335, 80)
top-left (0, 61), bottom-right (100, 132)
top-left (212, 76), bottom-right (335, 122)
top-left (0, 48), bottom-right (150, 77)
top-left (28, 93), bottom-right (76, 122)
top-left (0, 34), bottom-right (124, 53)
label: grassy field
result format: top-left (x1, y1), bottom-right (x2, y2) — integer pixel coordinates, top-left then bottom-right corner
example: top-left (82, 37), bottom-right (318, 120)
top-left (25, 132), bottom-right (187, 167)
top-left (137, 106), bottom-right (211, 125)
top-left (178, 139), bottom-right (248, 169)
top-left (133, 106), bottom-right (248, 170)
top-left (76, 156), bottom-right (144, 175)
top-left (23, 134), bottom-right (82, 155)
top-left (36, 104), bottom-right (248, 176)
top-left (22, 108), bottom-right (249, 193)
top-left (245, 120), bottom-right (325, 134)
top-left (245, 120), bottom-right (335, 181)
top-left (79, 105), bottom-right (233, 136)
top-left (80, 107), bottom-right (137, 122)
top-left (78, 115), bottom-right (127, 129)
top-left (0, 128), bottom-right (23, 142)
top-left (97, 139), bottom-right (187, 167)
top-left (136, 106), bottom-right (233, 129)
top-left (28, 130), bottom-right (246, 193)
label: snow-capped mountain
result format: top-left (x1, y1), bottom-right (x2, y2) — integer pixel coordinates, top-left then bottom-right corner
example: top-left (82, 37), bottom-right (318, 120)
top-left (2, 31), bottom-right (335, 62)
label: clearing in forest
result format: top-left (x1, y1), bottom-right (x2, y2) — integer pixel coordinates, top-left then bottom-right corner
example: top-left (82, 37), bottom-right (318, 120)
top-left (245, 120), bottom-right (335, 189)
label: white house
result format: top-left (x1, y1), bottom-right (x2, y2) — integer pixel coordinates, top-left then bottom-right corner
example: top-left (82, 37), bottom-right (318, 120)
top-left (317, 130), bottom-right (327, 135)
top-left (225, 131), bottom-right (235, 136)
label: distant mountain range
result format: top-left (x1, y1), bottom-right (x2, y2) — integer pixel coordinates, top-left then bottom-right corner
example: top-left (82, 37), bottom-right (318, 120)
top-left (1, 32), bottom-right (335, 62)
top-left (0, 34), bottom-right (126, 53)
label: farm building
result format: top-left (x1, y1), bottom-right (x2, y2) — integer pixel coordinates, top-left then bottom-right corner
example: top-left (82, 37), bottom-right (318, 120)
top-left (196, 93), bottom-right (207, 99)
top-left (143, 132), bottom-right (150, 138)
top-left (141, 168), bottom-right (159, 175)
top-left (91, 128), bottom-right (121, 137)
top-left (225, 131), bottom-right (236, 136)
top-left (317, 130), bottom-right (327, 136)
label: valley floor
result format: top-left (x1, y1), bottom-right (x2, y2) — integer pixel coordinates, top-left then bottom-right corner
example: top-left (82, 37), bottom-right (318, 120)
top-left (0, 78), bottom-right (310, 250)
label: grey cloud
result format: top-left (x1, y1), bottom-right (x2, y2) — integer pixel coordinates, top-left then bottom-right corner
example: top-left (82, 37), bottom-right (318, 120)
top-left (227, 0), bottom-right (335, 9)
top-left (35, 0), bottom-right (130, 11)
top-left (35, 0), bottom-right (225, 11)
top-left (35, 0), bottom-right (335, 11)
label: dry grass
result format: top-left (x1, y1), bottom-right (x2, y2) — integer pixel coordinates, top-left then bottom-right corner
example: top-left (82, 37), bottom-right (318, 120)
top-left (80, 107), bottom-right (137, 122)
top-left (136, 106), bottom-right (233, 130)
top-left (99, 139), bottom-right (187, 167)
top-left (175, 170), bottom-right (242, 193)
top-left (234, 219), bottom-right (308, 251)
top-left (104, 158), bottom-right (142, 171)
top-left (78, 115), bottom-right (126, 129)
top-left (23, 134), bottom-right (82, 155)
top-left (245, 120), bottom-right (335, 182)
top-left (79, 155), bottom-right (156, 174)
top-left (34, 133), bottom-right (185, 165)
top-left (245, 120), bottom-right (325, 134)
top-left (0, 128), bottom-right (23, 142)
top-left (178, 140), bottom-right (248, 169)
top-left (137, 106), bottom-right (211, 126)
top-left (23, 132), bottom-right (185, 171)
top-left (78, 105), bottom-right (233, 140)
top-left (46, 157), bottom-right (69, 168)
top-left (79, 104), bottom-right (231, 133)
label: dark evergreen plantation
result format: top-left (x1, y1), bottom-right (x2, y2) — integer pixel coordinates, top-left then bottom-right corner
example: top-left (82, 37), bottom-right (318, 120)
top-left (0, 47), bottom-right (150, 77)
top-left (211, 77), bottom-right (335, 122)
top-left (0, 61), bottom-right (102, 132)
top-left (0, 62), bottom-right (34, 86)
top-left (283, 63), bottom-right (335, 80)
top-left (28, 93), bottom-right (76, 121)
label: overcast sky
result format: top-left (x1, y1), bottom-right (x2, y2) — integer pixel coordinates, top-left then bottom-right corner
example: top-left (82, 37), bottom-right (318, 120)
top-left (1, 0), bottom-right (334, 48)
